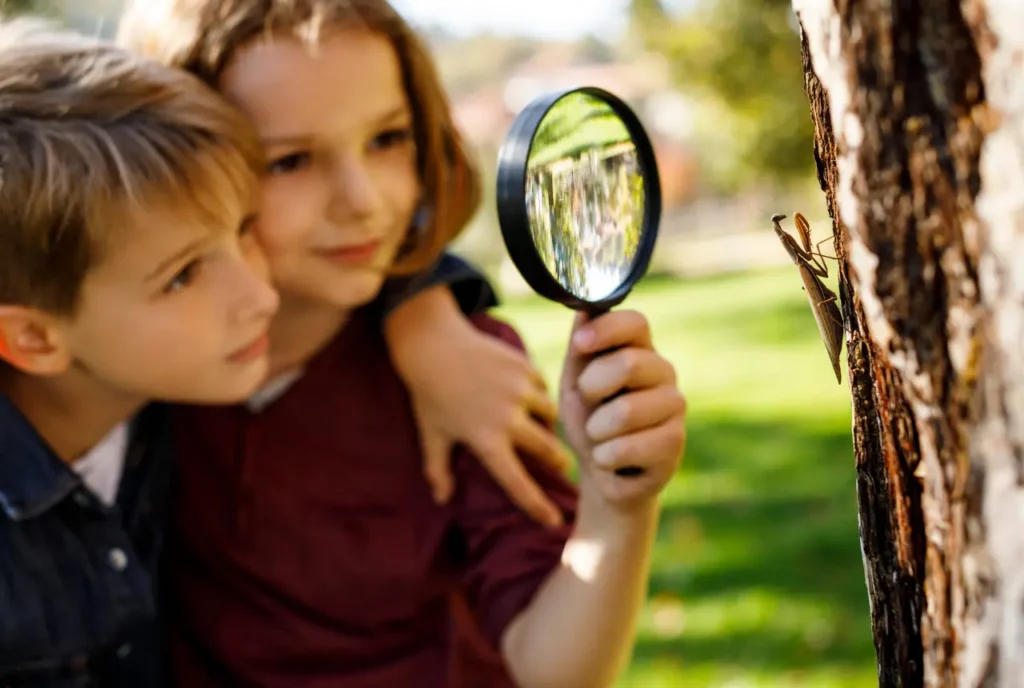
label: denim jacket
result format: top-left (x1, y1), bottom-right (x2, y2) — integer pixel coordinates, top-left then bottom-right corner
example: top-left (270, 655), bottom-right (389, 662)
top-left (0, 253), bottom-right (494, 687)
top-left (0, 399), bottom-right (174, 688)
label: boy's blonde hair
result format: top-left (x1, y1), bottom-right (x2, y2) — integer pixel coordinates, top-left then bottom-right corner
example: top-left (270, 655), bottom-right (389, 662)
top-left (0, 17), bottom-right (262, 314)
top-left (117, 0), bottom-right (482, 276)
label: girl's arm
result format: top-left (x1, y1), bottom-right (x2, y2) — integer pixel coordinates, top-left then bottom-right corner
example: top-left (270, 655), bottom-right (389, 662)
top-left (377, 253), bottom-right (569, 528)
top-left (501, 310), bottom-right (685, 688)
top-left (453, 311), bottom-right (686, 688)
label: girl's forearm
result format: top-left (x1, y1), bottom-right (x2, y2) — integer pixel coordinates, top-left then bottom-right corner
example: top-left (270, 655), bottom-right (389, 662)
top-left (501, 489), bottom-right (659, 688)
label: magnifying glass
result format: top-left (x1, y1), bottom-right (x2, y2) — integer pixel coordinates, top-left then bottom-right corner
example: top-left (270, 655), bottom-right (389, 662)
top-left (496, 86), bottom-right (662, 476)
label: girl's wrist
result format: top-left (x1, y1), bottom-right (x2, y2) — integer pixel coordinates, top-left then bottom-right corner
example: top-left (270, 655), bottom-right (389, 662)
top-left (574, 478), bottom-right (661, 544)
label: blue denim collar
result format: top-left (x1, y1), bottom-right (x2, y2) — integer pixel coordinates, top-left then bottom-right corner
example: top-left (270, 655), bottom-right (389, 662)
top-left (0, 392), bottom-right (79, 521)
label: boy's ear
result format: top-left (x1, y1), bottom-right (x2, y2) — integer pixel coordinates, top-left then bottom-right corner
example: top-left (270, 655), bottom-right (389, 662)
top-left (0, 306), bottom-right (72, 376)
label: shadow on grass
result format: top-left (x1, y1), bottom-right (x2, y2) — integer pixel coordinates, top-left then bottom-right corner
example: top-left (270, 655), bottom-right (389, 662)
top-left (636, 416), bottom-right (873, 676)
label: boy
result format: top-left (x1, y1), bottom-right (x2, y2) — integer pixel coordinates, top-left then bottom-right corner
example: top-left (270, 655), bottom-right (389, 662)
top-left (0, 18), bottom-right (282, 685)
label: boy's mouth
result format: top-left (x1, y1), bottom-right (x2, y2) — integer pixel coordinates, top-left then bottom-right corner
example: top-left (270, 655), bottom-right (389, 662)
top-left (228, 331), bottom-right (270, 364)
top-left (315, 240), bottom-right (381, 265)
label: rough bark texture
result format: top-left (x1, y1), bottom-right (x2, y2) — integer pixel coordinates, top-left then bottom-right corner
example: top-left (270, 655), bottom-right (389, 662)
top-left (799, 26), bottom-right (927, 687)
top-left (794, 0), bottom-right (1024, 685)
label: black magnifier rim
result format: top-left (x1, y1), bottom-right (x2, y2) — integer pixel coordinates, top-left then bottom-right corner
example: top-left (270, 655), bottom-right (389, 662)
top-left (496, 85), bottom-right (662, 314)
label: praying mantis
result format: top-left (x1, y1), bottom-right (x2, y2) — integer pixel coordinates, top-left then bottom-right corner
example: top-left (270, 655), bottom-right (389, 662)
top-left (771, 212), bottom-right (845, 384)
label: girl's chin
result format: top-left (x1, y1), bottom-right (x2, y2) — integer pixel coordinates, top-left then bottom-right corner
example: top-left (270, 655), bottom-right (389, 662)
top-left (277, 273), bottom-right (386, 311)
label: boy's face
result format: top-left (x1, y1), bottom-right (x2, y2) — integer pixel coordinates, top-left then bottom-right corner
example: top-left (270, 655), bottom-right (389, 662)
top-left (57, 203), bottom-right (279, 403)
top-left (218, 29), bottom-right (421, 310)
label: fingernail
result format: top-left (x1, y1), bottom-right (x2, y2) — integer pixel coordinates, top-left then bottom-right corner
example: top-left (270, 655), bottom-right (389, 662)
top-left (573, 328), bottom-right (595, 350)
top-left (592, 444), bottom-right (613, 467)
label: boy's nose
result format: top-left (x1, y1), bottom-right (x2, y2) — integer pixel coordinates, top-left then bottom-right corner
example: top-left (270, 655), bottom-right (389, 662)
top-left (232, 258), bottom-right (279, 323)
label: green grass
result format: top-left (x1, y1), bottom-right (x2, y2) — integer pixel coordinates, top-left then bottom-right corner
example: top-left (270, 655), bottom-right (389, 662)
top-left (493, 267), bottom-right (876, 688)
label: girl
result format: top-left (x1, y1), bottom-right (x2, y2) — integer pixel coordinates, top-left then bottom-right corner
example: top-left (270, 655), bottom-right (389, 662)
top-left (119, 1), bottom-right (687, 686)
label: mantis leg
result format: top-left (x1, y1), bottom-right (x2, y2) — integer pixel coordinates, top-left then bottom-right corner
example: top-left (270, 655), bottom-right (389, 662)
top-left (814, 294), bottom-right (849, 332)
top-left (811, 234), bottom-right (838, 262)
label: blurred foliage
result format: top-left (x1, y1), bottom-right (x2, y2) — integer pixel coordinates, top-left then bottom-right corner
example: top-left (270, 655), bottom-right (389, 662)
top-left (575, 34), bottom-right (618, 64)
top-left (431, 34), bottom-right (541, 97)
top-left (1, 0), bottom-right (40, 10)
top-left (529, 93), bottom-right (632, 166)
top-left (629, 0), bottom-right (815, 191)
top-left (0, 0), bottom-right (60, 17)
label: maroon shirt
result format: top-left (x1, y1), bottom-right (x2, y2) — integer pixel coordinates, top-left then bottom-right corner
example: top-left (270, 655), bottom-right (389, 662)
top-left (166, 311), bottom-right (578, 687)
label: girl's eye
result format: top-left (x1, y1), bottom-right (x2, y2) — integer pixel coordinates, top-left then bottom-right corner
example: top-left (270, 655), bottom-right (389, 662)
top-left (164, 260), bottom-right (202, 295)
top-left (370, 127), bottom-right (414, 151)
top-left (267, 151), bottom-right (311, 175)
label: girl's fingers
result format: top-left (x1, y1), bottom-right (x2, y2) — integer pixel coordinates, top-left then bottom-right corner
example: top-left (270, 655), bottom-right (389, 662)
top-left (576, 348), bottom-right (677, 405)
top-left (512, 414), bottom-right (571, 473)
top-left (590, 419), bottom-right (686, 474)
top-left (584, 385), bottom-right (687, 444)
top-left (587, 420), bottom-right (686, 506)
top-left (572, 309), bottom-right (652, 354)
top-left (477, 438), bottom-right (565, 528)
top-left (522, 382), bottom-right (559, 424)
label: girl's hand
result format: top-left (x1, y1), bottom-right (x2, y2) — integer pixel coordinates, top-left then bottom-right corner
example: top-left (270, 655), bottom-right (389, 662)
top-left (559, 310), bottom-right (686, 512)
top-left (387, 288), bottom-right (569, 527)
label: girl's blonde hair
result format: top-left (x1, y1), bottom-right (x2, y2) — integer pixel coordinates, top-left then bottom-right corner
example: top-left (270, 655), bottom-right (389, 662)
top-left (118, 0), bottom-right (482, 276)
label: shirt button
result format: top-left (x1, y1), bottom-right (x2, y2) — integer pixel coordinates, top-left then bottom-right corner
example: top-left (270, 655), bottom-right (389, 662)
top-left (116, 644), bottom-right (132, 659)
top-left (108, 548), bottom-right (128, 572)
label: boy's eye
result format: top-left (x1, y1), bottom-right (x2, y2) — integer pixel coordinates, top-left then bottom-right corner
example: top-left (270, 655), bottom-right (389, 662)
top-left (267, 151), bottom-right (311, 175)
top-left (370, 127), bottom-right (414, 151)
top-left (163, 259), bottom-right (202, 295)
top-left (239, 214), bottom-right (256, 236)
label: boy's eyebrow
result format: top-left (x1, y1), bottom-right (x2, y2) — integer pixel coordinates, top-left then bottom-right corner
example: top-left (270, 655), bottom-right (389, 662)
top-left (146, 238), bottom-right (205, 281)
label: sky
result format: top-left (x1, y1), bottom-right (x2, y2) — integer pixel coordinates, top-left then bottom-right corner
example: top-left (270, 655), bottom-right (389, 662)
top-left (390, 0), bottom-right (691, 41)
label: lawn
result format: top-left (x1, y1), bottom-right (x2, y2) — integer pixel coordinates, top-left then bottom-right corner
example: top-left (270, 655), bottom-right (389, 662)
top-left (493, 266), bottom-right (877, 688)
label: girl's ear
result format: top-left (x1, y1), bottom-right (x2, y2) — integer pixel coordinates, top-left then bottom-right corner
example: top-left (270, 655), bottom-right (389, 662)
top-left (0, 306), bottom-right (72, 376)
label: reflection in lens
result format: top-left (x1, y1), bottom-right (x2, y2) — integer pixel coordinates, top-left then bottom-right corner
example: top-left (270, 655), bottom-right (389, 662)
top-left (525, 92), bottom-right (645, 301)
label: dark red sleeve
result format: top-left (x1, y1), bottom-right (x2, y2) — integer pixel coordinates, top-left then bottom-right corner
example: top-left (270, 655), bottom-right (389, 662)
top-left (450, 314), bottom-right (579, 650)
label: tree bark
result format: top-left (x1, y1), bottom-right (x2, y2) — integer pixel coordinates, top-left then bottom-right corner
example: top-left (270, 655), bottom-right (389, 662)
top-left (794, 0), bottom-right (1024, 685)
top-left (798, 23), bottom-right (927, 688)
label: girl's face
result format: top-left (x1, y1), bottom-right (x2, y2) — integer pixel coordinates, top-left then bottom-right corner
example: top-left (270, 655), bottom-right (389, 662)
top-left (219, 29), bottom-right (421, 310)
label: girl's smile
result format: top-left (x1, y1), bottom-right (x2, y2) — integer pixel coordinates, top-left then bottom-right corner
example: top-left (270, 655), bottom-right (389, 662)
top-left (314, 239), bottom-right (384, 266)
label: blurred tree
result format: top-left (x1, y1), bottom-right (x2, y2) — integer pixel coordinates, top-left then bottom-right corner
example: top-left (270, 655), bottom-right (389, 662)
top-left (798, 0), bottom-right (1022, 685)
top-left (0, 0), bottom-right (56, 14)
top-left (574, 34), bottom-right (616, 65)
top-left (433, 35), bottom-right (539, 98)
top-left (629, 0), bottom-right (814, 190)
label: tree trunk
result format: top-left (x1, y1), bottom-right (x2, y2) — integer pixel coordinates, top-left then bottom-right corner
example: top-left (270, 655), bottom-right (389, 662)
top-left (794, 0), bottom-right (1024, 685)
